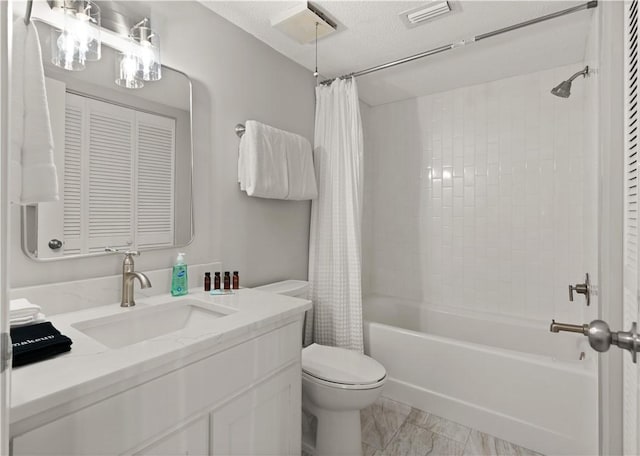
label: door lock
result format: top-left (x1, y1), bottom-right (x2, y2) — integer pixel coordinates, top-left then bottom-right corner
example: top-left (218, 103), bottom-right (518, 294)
top-left (568, 273), bottom-right (590, 306)
top-left (550, 319), bottom-right (640, 363)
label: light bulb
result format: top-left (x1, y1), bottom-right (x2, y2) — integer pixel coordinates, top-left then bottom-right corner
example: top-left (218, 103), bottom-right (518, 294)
top-left (115, 51), bottom-right (144, 89)
top-left (53, 29), bottom-right (85, 71)
top-left (138, 42), bottom-right (155, 80)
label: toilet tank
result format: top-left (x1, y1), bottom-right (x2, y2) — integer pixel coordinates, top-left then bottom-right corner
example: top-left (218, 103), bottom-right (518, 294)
top-left (254, 280), bottom-right (309, 298)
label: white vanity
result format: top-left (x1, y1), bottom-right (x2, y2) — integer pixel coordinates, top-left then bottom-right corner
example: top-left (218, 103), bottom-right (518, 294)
top-left (9, 288), bottom-right (310, 455)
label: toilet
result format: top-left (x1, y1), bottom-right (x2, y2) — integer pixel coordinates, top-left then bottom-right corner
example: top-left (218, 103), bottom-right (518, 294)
top-left (254, 280), bottom-right (386, 456)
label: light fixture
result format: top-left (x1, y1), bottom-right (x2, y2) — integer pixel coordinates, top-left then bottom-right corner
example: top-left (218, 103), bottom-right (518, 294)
top-left (51, 0), bottom-right (101, 71)
top-left (114, 18), bottom-right (161, 89)
top-left (130, 18), bottom-right (161, 82)
top-left (115, 46), bottom-right (144, 89)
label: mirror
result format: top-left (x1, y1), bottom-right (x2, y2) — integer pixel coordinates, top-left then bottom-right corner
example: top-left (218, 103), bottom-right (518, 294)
top-left (22, 20), bottom-right (194, 260)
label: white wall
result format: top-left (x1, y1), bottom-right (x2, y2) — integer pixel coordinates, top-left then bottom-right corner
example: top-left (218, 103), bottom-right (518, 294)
top-left (363, 64), bottom-right (598, 324)
top-left (10, 1), bottom-right (315, 289)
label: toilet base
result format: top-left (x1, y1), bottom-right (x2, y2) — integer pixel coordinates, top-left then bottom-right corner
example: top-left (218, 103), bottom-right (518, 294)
top-left (303, 401), bottom-right (363, 456)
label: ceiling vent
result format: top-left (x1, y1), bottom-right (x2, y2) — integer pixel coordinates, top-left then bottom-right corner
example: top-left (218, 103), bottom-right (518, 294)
top-left (271, 2), bottom-right (337, 45)
top-left (400, 1), bottom-right (453, 28)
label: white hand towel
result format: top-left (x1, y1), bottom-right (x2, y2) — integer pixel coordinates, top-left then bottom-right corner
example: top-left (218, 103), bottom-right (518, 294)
top-left (237, 120), bottom-right (317, 200)
top-left (10, 298), bottom-right (42, 320)
top-left (10, 312), bottom-right (46, 328)
top-left (11, 18), bottom-right (59, 205)
top-left (238, 121), bottom-right (289, 199)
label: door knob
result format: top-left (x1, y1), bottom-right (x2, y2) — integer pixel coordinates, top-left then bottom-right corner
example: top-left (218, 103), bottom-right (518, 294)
top-left (550, 319), bottom-right (640, 362)
top-left (568, 273), bottom-right (590, 306)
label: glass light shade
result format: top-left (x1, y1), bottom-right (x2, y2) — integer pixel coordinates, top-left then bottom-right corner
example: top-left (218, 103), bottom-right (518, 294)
top-left (51, 1), bottom-right (101, 71)
top-left (77, 1), bottom-right (101, 61)
top-left (115, 50), bottom-right (144, 89)
top-left (131, 25), bottom-right (161, 82)
top-left (51, 27), bottom-right (85, 71)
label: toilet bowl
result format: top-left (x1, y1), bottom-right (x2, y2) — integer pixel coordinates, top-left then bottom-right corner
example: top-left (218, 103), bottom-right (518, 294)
top-left (254, 280), bottom-right (387, 456)
top-left (302, 343), bottom-right (386, 456)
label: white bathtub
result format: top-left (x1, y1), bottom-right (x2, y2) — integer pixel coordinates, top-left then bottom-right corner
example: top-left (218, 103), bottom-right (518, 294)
top-left (362, 294), bottom-right (598, 456)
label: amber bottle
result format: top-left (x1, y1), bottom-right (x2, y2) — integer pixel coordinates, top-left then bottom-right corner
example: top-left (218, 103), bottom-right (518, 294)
top-left (204, 272), bottom-right (211, 292)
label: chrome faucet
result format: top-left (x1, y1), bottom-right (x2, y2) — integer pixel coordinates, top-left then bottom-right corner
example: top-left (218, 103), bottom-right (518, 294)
top-left (118, 251), bottom-right (152, 307)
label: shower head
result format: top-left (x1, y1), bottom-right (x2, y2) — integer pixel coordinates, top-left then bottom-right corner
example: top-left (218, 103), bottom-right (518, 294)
top-left (551, 80), bottom-right (573, 98)
top-left (551, 66), bottom-right (589, 98)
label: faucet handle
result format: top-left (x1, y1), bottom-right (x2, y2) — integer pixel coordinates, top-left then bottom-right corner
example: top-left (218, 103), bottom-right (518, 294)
top-left (105, 247), bottom-right (141, 257)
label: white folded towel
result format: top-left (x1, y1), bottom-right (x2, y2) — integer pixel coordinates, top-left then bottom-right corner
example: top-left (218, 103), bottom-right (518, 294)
top-left (10, 298), bottom-right (42, 320)
top-left (11, 18), bottom-right (59, 205)
top-left (238, 120), bottom-right (317, 200)
top-left (10, 312), bottom-right (46, 328)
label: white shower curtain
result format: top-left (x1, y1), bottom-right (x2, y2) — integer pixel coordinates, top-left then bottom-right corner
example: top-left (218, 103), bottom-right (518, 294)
top-left (307, 78), bottom-right (364, 352)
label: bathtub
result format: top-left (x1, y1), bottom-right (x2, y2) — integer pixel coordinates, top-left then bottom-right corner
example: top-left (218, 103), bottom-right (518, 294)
top-left (362, 294), bottom-right (598, 456)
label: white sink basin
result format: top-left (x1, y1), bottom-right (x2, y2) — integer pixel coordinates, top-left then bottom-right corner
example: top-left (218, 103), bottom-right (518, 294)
top-left (72, 299), bottom-right (235, 349)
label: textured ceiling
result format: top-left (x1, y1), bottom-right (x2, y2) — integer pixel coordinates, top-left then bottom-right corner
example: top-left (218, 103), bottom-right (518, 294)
top-left (200, 1), bottom-right (595, 105)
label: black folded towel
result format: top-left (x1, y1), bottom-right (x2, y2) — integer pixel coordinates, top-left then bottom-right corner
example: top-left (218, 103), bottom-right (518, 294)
top-left (11, 321), bottom-right (72, 367)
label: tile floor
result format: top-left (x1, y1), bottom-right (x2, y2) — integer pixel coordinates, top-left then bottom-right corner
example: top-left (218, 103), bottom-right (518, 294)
top-left (360, 397), bottom-right (543, 456)
top-left (303, 396), bottom-right (544, 456)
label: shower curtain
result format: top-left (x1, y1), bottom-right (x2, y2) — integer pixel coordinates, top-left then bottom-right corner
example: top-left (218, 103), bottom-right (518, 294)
top-left (307, 78), bottom-right (364, 352)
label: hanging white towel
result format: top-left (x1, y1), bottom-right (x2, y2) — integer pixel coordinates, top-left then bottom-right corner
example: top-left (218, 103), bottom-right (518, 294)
top-left (11, 18), bottom-right (59, 205)
top-left (285, 135), bottom-right (318, 200)
top-left (237, 120), bottom-right (317, 200)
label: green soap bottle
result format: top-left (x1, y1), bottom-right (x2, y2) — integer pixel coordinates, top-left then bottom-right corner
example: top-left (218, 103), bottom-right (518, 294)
top-left (171, 252), bottom-right (188, 296)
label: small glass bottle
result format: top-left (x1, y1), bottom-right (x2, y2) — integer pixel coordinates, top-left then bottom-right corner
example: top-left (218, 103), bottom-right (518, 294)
top-left (204, 272), bottom-right (211, 292)
top-left (224, 271), bottom-right (231, 290)
top-left (214, 272), bottom-right (221, 290)
top-left (232, 271), bottom-right (239, 289)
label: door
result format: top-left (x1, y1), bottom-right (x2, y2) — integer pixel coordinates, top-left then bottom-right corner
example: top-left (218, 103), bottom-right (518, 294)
top-left (0, 1), bottom-right (11, 454)
top-left (624, 1), bottom-right (640, 453)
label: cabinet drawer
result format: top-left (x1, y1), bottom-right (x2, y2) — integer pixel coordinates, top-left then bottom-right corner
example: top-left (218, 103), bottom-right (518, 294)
top-left (12, 321), bottom-right (301, 456)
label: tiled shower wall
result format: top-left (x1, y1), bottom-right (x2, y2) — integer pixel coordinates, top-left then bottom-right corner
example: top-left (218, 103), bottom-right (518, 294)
top-left (362, 65), bottom-right (597, 323)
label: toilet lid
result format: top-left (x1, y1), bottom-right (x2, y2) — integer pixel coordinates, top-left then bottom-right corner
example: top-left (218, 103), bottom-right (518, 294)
top-left (302, 344), bottom-right (386, 386)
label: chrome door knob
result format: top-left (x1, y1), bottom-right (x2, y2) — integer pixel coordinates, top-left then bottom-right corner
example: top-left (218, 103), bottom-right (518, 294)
top-left (551, 319), bottom-right (640, 362)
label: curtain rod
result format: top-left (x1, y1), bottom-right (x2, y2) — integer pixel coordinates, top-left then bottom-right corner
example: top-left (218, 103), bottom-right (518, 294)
top-left (320, 0), bottom-right (598, 85)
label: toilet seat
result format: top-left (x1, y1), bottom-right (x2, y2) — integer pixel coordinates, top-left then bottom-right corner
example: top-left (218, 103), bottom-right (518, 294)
top-left (302, 344), bottom-right (386, 389)
top-left (302, 371), bottom-right (386, 390)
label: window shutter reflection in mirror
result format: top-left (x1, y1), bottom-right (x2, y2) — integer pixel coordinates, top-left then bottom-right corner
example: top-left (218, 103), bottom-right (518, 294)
top-left (136, 113), bottom-right (176, 249)
top-left (62, 95), bottom-right (84, 256)
top-left (87, 99), bottom-right (135, 253)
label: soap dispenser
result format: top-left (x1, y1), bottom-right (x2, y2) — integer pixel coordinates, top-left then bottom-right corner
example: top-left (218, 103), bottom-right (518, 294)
top-left (171, 253), bottom-right (188, 296)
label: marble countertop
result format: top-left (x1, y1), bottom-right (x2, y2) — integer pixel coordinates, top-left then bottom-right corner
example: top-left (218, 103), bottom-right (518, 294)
top-left (10, 288), bottom-right (311, 428)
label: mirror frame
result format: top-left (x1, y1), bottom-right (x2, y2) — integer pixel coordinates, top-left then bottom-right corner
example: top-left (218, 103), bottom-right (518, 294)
top-left (21, 23), bottom-right (195, 261)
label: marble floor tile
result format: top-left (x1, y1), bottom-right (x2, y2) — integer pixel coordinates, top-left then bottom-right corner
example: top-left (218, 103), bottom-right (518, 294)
top-left (361, 397), bottom-right (412, 450)
top-left (385, 421), bottom-right (465, 456)
top-left (407, 408), bottom-right (431, 427)
top-left (462, 430), bottom-right (542, 456)
top-left (363, 442), bottom-right (379, 456)
top-left (422, 414), bottom-right (471, 444)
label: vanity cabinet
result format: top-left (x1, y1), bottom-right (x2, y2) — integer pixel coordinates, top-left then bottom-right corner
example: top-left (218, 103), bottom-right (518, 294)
top-left (11, 320), bottom-right (302, 456)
